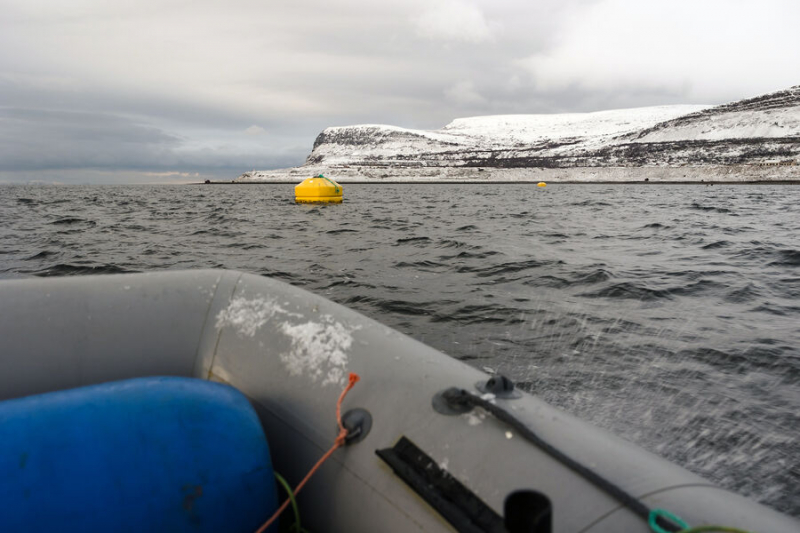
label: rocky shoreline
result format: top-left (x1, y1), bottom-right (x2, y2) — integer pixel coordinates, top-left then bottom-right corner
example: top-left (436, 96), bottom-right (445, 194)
top-left (231, 164), bottom-right (798, 184)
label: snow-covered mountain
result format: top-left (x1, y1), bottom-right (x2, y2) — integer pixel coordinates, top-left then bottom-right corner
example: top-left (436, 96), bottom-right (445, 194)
top-left (309, 105), bottom-right (706, 165)
top-left (236, 86), bottom-right (800, 182)
top-left (304, 86), bottom-right (799, 169)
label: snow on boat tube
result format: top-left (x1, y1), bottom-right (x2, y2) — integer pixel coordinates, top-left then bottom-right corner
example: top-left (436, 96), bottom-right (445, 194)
top-left (0, 270), bottom-right (796, 533)
top-left (0, 377), bottom-right (277, 533)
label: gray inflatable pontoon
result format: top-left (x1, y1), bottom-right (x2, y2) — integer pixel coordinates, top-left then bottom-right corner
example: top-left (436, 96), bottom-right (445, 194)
top-left (0, 270), bottom-right (796, 532)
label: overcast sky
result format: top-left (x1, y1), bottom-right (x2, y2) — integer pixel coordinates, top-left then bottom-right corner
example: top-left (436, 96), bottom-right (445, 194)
top-left (1, 0), bottom-right (798, 183)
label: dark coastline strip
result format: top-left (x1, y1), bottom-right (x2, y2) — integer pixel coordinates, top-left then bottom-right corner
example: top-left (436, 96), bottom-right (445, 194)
top-left (196, 180), bottom-right (800, 185)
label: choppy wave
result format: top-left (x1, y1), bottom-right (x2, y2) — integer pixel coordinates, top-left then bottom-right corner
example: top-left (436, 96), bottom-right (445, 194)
top-left (30, 263), bottom-right (136, 277)
top-left (50, 217), bottom-right (93, 225)
top-left (768, 249), bottom-right (800, 267)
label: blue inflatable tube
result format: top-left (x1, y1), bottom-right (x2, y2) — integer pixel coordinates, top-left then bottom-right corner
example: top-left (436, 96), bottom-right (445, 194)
top-left (0, 377), bottom-right (277, 533)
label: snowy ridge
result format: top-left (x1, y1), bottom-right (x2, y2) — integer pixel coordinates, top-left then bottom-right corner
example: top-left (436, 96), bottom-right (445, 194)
top-left (629, 87), bottom-right (800, 143)
top-left (632, 108), bottom-right (800, 143)
top-left (440, 106), bottom-right (707, 144)
top-left (308, 105), bottom-right (709, 165)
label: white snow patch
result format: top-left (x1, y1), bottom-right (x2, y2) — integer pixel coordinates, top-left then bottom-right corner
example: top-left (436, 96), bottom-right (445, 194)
top-left (464, 410), bottom-right (486, 426)
top-left (216, 298), bottom-right (357, 387)
top-left (480, 392), bottom-right (496, 403)
top-left (215, 296), bottom-right (301, 337)
top-left (278, 314), bottom-right (357, 386)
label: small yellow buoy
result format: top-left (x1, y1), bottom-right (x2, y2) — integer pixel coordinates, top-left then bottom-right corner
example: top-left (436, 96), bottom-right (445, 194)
top-left (295, 174), bottom-right (343, 204)
top-left (537, 182), bottom-right (547, 187)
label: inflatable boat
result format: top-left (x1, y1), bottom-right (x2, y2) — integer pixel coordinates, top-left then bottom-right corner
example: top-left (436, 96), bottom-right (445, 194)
top-left (0, 269), bottom-right (796, 533)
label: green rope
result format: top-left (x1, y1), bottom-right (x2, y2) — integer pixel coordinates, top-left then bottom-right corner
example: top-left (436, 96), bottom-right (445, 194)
top-left (649, 509), bottom-right (689, 533)
top-left (274, 471), bottom-right (310, 533)
top-left (648, 509), bottom-right (753, 533)
top-left (316, 174), bottom-right (340, 194)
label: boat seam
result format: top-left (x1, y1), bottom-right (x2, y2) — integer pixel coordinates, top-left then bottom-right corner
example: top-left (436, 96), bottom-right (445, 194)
top-left (194, 270), bottom-right (243, 380)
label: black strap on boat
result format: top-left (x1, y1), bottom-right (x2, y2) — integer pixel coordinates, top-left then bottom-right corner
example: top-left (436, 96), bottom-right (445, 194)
top-left (376, 436), bottom-right (506, 533)
top-left (439, 387), bottom-right (684, 533)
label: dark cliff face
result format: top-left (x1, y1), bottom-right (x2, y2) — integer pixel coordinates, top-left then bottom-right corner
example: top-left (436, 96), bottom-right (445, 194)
top-left (311, 131), bottom-right (329, 151)
top-left (307, 86), bottom-right (800, 168)
top-left (313, 127), bottom-right (448, 149)
top-left (312, 128), bottom-right (387, 149)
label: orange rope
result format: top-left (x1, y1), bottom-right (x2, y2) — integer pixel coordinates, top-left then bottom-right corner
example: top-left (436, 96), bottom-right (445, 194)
top-left (255, 373), bottom-right (361, 533)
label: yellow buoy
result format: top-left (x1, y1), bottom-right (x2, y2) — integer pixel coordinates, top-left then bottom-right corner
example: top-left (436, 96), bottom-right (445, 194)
top-left (295, 174), bottom-right (343, 204)
top-left (537, 182), bottom-right (547, 187)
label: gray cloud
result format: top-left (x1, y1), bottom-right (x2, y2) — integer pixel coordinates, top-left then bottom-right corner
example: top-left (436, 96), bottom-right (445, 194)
top-left (0, 107), bottom-right (308, 176)
top-left (0, 0), bottom-right (797, 182)
top-left (0, 108), bottom-right (179, 171)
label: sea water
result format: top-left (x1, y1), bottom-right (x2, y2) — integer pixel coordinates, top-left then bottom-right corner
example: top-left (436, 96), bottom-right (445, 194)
top-left (1, 182), bottom-right (798, 517)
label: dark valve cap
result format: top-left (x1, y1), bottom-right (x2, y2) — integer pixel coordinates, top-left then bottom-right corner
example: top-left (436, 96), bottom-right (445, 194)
top-left (476, 375), bottom-right (522, 399)
top-left (432, 387), bottom-right (474, 416)
top-left (339, 408), bottom-right (372, 445)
